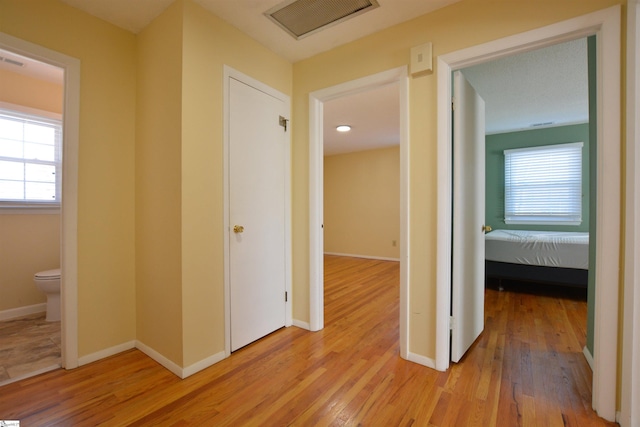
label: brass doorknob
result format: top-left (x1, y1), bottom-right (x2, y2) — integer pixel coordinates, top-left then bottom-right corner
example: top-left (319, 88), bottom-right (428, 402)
top-left (482, 225), bottom-right (492, 233)
top-left (233, 225), bottom-right (244, 233)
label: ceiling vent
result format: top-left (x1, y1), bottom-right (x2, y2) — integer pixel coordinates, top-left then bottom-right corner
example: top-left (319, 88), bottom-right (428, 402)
top-left (265, 0), bottom-right (380, 40)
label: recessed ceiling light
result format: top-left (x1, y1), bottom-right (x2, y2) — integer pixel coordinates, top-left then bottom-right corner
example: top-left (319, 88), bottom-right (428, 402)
top-left (336, 125), bottom-right (351, 132)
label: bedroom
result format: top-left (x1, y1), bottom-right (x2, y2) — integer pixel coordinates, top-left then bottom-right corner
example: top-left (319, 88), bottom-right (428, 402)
top-left (461, 35), bottom-right (595, 356)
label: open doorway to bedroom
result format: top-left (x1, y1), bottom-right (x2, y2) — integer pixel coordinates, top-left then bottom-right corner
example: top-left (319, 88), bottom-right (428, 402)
top-left (459, 34), bottom-right (594, 353)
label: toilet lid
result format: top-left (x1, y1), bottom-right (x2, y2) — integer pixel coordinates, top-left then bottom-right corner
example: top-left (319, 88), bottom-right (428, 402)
top-left (35, 268), bottom-right (61, 279)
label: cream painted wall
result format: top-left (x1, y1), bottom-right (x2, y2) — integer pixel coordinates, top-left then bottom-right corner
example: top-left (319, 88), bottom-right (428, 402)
top-left (136, 0), bottom-right (184, 366)
top-left (0, 0), bottom-right (137, 357)
top-left (180, 0), bottom-right (292, 367)
top-left (0, 215), bottom-right (59, 311)
top-left (291, 0), bottom-right (623, 360)
top-left (136, 0), bottom-right (293, 367)
top-left (324, 147), bottom-right (400, 259)
top-left (0, 69), bottom-right (62, 313)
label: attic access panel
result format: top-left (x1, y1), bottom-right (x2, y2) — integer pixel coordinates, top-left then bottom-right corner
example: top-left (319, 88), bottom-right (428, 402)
top-left (265, 0), bottom-right (380, 40)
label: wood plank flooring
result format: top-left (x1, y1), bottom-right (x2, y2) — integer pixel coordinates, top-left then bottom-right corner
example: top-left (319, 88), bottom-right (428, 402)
top-left (0, 255), bottom-right (617, 426)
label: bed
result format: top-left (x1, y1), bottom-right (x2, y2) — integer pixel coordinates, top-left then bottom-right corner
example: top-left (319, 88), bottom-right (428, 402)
top-left (485, 229), bottom-right (589, 289)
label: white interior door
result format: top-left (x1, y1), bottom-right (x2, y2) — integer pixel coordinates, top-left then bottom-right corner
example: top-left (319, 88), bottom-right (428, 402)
top-left (229, 77), bottom-right (287, 352)
top-left (451, 70), bottom-right (486, 363)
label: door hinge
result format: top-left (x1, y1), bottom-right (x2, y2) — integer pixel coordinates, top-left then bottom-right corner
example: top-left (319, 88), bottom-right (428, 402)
top-left (449, 316), bottom-right (455, 330)
top-left (279, 115), bottom-right (289, 132)
top-left (285, 291), bottom-right (288, 302)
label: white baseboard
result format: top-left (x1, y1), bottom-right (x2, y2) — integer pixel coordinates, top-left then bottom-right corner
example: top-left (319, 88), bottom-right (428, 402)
top-left (324, 252), bottom-right (400, 262)
top-left (583, 346), bottom-right (594, 370)
top-left (135, 341), bottom-right (228, 379)
top-left (292, 319), bottom-right (311, 330)
top-left (0, 303), bottom-right (46, 321)
top-left (77, 340), bottom-right (136, 366)
top-left (406, 351), bottom-right (437, 369)
top-left (182, 351), bottom-right (226, 379)
top-left (75, 339), bottom-right (229, 380)
top-left (135, 340), bottom-right (184, 378)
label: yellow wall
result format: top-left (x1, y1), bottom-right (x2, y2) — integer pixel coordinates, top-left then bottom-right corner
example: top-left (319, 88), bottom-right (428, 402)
top-left (291, 0), bottom-right (623, 359)
top-left (136, 0), bottom-right (293, 367)
top-left (180, 0), bottom-right (291, 366)
top-left (0, 0), bottom-right (137, 356)
top-left (0, 215), bottom-right (59, 311)
top-left (324, 147), bottom-right (400, 259)
top-left (0, 69), bottom-right (62, 312)
top-left (136, 0), bottom-right (184, 365)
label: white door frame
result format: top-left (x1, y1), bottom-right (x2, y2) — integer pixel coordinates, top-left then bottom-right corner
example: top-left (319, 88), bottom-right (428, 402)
top-left (308, 66), bottom-right (410, 360)
top-left (435, 6), bottom-right (621, 422)
top-left (622, 1), bottom-right (640, 426)
top-left (0, 32), bottom-right (80, 369)
top-left (223, 65), bottom-right (292, 356)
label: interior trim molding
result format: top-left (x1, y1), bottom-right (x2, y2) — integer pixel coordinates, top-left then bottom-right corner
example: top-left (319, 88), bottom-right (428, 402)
top-left (621, 1), bottom-right (640, 426)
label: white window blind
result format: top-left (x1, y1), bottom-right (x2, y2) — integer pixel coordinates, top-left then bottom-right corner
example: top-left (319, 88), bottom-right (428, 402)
top-left (0, 108), bottom-right (62, 209)
top-left (504, 142), bottom-right (583, 225)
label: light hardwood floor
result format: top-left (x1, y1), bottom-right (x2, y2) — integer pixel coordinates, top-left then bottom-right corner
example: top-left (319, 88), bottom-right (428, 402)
top-left (0, 256), bottom-right (617, 426)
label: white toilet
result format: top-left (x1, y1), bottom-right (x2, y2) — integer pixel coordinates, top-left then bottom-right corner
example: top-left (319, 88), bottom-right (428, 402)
top-left (34, 268), bottom-right (61, 322)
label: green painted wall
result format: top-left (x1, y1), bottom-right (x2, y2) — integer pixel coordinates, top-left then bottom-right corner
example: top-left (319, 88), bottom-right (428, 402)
top-left (485, 123), bottom-right (590, 232)
top-left (586, 35), bottom-right (597, 355)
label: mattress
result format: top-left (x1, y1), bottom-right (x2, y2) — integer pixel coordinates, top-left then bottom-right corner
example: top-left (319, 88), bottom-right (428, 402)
top-left (485, 229), bottom-right (589, 270)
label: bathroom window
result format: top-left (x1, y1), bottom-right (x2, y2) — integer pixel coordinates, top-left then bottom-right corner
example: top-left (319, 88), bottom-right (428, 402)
top-left (0, 106), bottom-right (62, 210)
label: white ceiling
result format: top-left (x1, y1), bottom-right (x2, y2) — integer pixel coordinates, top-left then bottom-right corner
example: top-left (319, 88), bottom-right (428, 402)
top-left (58, 0), bottom-right (460, 62)
top-left (462, 37), bottom-right (589, 135)
top-left (323, 82), bottom-right (399, 156)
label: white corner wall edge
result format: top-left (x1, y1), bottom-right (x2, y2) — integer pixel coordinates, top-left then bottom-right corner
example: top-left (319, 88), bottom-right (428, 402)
top-left (435, 6), bottom-right (621, 422)
top-left (0, 304), bottom-right (46, 321)
top-left (77, 341), bottom-right (136, 367)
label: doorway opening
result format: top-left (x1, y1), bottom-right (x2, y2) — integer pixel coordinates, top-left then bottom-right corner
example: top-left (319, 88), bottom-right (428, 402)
top-left (0, 32), bottom-right (81, 375)
top-left (308, 66), bottom-right (410, 361)
top-left (435, 6), bottom-right (621, 421)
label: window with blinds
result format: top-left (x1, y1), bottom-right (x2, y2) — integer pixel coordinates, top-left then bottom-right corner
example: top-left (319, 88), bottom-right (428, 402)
top-left (0, 108), bottom-right (62, 209)
top-left (504, 142), bottom-right (583, 225)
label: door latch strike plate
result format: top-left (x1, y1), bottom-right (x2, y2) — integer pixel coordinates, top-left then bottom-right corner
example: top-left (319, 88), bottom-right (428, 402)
top-left (279, 116), bottom-right (289, 132)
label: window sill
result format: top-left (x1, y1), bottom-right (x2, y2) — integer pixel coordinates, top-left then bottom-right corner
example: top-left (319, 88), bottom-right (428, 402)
top-left (0, 206), bottom-right (61, 215)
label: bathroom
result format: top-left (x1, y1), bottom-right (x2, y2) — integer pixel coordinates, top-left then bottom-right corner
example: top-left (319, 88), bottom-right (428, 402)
top-left (0, 48), bottom-right (64, 385)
